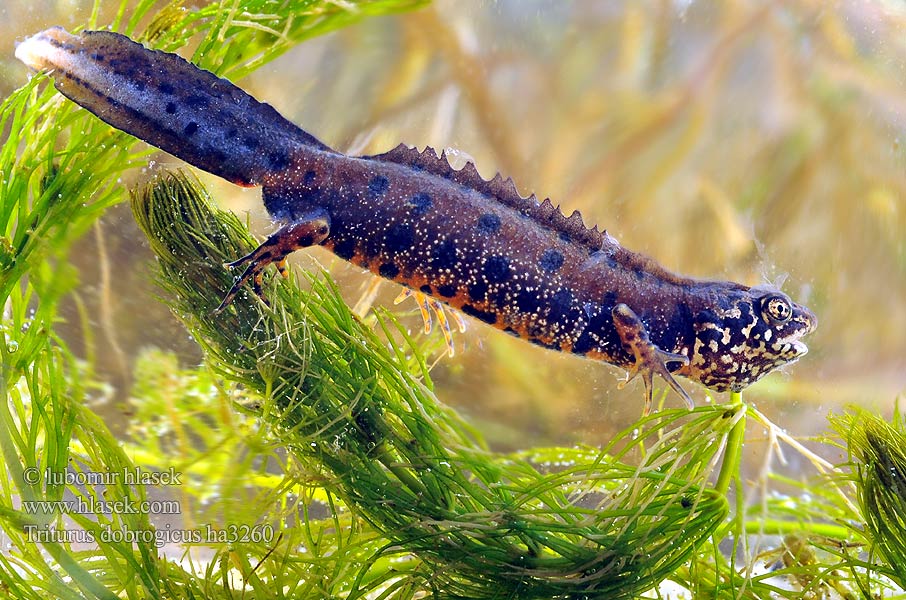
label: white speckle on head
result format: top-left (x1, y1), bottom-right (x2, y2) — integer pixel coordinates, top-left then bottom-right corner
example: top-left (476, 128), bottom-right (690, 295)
top-left (718, 306), bottom-right (742, 319)
top-left (692, 338), bottom-right (706, 366)
top-left (721, 328), bottom-right (731, 345)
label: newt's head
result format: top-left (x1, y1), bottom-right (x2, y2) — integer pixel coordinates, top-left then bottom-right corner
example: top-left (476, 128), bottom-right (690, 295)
top-left (686, 285), bottom-right (816, 392)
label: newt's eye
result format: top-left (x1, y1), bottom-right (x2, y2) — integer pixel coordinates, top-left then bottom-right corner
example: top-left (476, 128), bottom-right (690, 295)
top-left (761, 294), bottom-right (792, 325)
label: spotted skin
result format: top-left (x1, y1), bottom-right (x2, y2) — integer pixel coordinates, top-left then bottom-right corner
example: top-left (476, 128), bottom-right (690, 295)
top-left (17, 28), bottom-right (818, 407)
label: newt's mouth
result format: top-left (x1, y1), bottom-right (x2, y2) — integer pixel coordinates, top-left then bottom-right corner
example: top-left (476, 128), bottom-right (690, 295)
top-left (784, 320), bottom-right (814, 358)
top-left (783, 304), bottom-right (817, 360)
top-left (799, 305), bottom-right (819, 335)
top-left (789, 340), bottom-right (809, 359)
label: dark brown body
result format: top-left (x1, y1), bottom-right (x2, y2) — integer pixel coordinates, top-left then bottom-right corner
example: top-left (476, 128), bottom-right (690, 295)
top-left (17, 27), bottom-right (817, 401)
top-left (263, 146), bottom-right (727, 373)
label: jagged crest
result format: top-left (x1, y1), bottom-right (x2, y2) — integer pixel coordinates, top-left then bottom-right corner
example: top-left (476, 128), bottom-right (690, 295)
top-left (369, 144), bottom-right (604, 251)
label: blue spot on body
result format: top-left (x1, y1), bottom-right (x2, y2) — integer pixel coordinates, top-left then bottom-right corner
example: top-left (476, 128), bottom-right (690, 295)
top-left (185, 94), bottom-right (209, 108)
top-left (468, 281), bottom-right (488, 302)
top-left (476, 213), bottom-right (501, 234)
top-left (368, 175), bottom-right (389, 199)
top-left (431, 239), bottom-right (458, 269)
top-left (334, 238), bottom-right (356, 259)
top-left (408, 192), bottom-right (433, 216)
top-left (268, 150), bottom-right (290, 171)
top-left (572, 330), bottom-right (597, 354)
top-left (379, 263), bottom-right (400, 278)
top-left (437, 284), bottom-right (457, 298)
top-left (539, 249), bottom-right (565, 272)
top-left (385, 223), bottom-right (415, 253)
top-left (484, 256), bottom-right (511, 283)
top-left (548, 288), bottom-right (578, 323)
top-left (516, 288), bottom-right (541, 314)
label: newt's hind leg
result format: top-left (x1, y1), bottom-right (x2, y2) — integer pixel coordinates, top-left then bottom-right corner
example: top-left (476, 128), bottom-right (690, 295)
top-left (394, 288), bottom-right (468, 356)
top-left (612, 303), bottom-right (694, 415)
top-left (216, 209), bottom-right (330, 312)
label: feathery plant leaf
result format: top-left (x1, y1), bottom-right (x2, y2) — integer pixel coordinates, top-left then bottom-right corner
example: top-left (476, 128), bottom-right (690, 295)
top-left (831, 408), bottom-right (906, 589)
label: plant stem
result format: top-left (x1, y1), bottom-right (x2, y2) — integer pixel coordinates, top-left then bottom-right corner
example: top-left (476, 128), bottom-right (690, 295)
top-left (744, 519), bottom-right (852, 539)
top-left (715, 391), bottom-right (745, 496)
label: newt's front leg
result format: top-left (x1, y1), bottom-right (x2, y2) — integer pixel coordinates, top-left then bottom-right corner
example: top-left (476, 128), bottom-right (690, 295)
top-left (612, 303), bottom-right (694, 415)
top-left (216, 208), bottom-right (331, 312)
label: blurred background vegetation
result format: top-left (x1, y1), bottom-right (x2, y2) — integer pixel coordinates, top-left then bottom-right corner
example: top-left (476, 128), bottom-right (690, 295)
top-left (1, 0), bottom-right (904, 457)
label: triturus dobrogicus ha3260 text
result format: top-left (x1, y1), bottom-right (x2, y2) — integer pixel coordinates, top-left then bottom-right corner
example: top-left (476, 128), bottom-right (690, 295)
top-left (15, 27), bottom-right (817, 414)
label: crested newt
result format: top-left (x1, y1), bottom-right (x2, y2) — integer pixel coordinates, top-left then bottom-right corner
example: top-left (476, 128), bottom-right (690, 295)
top-left (15, 27), bottom-right (817, 413)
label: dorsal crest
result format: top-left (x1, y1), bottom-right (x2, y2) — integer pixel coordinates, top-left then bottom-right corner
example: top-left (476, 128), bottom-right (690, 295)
top-left (367, 144), bottom-right (604, 251)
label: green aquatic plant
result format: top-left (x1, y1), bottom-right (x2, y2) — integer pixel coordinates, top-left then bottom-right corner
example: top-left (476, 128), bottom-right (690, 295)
top-left (831, 408), bottom-right (906, 591)
top-left (1, 0), bottom-right (905, 598)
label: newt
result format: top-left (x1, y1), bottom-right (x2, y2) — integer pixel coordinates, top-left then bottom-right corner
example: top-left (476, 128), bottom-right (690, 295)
top-left (15, 27), bottom-right (817, 413)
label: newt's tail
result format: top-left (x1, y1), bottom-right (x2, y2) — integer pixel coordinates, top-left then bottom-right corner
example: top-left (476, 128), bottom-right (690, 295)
top-left (16, 27), bottom-right (332, 187)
